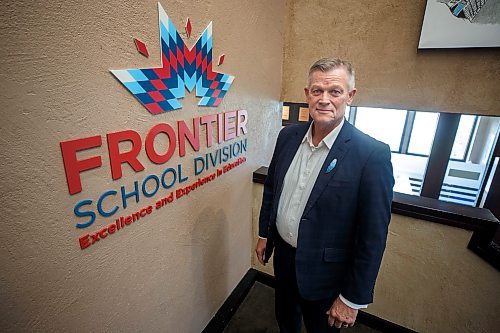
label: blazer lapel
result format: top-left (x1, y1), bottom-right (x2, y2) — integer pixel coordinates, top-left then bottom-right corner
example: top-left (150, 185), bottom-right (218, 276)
top-left (302, 122), bottom-right (353, 217)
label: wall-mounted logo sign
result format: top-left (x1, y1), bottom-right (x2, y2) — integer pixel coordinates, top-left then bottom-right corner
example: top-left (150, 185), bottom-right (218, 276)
top-left (60, 2), bottom-right (248, 250)
top-left (110, 3), bottom-right (235, 114)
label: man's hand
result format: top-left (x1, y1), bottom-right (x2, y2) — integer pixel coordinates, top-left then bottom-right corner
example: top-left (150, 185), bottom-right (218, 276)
top-left (255, 238), bottom-right (267, 265)
top-left (326, 297), bottom-right (358, 329)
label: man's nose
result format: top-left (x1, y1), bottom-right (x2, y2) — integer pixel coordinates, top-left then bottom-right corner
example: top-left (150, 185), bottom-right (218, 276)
top-left (319, 91), bottom-right (330, 103)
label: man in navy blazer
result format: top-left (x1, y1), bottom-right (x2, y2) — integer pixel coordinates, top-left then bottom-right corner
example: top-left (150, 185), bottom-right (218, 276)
top-left (256, 58), bottom-right (394, 332)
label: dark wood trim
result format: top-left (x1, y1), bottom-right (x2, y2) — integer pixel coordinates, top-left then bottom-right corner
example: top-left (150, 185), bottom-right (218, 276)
top-left (255, 269), bottom-right (276, 288)
top-left (420, 113), bottom-right (461, 198)
top-left (468, 232), bottom-right (500, 271)
top-left (253, 167), bottom-right (500, 271)
top-left (204, 268), bottom-right (419, 333)
top-left (391, 192), bottom-right (497, 231)
top-left (358, 312), bottom-right (418, 333)
top-left (252, 166), bottom-right (268, 184)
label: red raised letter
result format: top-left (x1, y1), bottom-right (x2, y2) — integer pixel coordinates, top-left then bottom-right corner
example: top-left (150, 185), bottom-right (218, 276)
top-left (98, 228), bottom-right (108, 239)
top-left (79, 234), bottom-right (91, 249)
top-left (178, 118), bottom-right (200, 157)
top-left (237, 110), bottom-right (248, 136)
top-left (108, 223), bottom-right (116, 234)
top-left (145, 123), bottom-right (177, 164)
top-left (224, 111), bottom-right (237, 141)
top-left (107, 130), bottom-right (144, 180)
top-left (60, 136), bottom-right (102, 195)
top-left (200, 114), bottom-right (217, 147)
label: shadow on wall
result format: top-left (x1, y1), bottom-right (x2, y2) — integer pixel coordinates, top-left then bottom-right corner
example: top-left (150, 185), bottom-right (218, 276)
top-left (189, 207), bottom-right (228, 332)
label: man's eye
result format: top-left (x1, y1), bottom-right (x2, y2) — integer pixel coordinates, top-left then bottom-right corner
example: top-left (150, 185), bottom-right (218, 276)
top-left (312, 89), bottom-right (322, 95)
top-left (331, 90), bottom-right (342, 96)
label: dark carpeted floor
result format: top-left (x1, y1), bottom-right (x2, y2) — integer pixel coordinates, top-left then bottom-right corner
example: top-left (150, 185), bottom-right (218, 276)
top-left (223, 282), bottom-right (383, 333)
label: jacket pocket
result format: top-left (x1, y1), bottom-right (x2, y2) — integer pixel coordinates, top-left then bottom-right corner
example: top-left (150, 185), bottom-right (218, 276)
top-left (323, 248), bottom-right (352, 263)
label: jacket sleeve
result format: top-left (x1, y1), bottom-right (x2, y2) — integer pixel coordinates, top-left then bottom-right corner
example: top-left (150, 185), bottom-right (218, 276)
top-left (341, 143), bottom-right (394, 304)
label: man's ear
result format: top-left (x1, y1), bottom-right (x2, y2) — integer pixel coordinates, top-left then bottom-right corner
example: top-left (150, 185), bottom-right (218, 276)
top-left (304, 87), bottom-right (309, 99)
top-left (347, 88), bottom-right (357, 105)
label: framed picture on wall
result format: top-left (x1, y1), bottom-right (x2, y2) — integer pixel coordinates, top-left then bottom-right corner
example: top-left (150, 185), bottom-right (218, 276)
top-left (282, 103), bottom-right (311, 126)
top-left (419, 0), bottom-right (500, 48)
top-left (298, 107), bottom-right (310, 122)
top-left (282, 106), bottom-right (290, 120)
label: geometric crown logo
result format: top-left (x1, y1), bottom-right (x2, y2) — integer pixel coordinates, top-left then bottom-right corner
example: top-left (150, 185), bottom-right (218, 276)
top-left (110, 2), bottom-right (235, 114)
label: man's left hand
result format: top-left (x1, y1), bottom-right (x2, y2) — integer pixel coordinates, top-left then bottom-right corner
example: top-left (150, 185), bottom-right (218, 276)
top-left (326, 297), bottom-right (358, 329)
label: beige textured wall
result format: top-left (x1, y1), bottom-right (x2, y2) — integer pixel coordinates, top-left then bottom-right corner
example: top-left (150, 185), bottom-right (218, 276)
top-left (0, 1), bottom-right (284, 332)
top-left (281, 0), bottom-right (500, 115)
top-left (371, 214), bottom-right (500, 333)
top-left (252, 183), bottom-right (500, 333)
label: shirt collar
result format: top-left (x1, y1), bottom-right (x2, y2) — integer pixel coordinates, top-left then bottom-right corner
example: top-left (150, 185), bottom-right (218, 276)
top-left (303, 118), bottom-right (345, 149)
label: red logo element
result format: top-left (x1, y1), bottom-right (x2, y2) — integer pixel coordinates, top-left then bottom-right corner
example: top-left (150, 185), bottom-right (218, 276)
top-left (134, 38), bottom-right (149, 58)
top-left (218, 54), bottom-right (225, 66)
top-left (185, 17), bottom-right (192, 38)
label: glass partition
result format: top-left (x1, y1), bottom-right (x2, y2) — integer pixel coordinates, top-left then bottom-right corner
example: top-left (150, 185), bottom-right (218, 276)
top-left (439, 115), bottom-right (500, 206)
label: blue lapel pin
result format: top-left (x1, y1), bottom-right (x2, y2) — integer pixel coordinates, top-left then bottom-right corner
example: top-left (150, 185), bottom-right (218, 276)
top-left (326, 158), bottom-right (337, 173)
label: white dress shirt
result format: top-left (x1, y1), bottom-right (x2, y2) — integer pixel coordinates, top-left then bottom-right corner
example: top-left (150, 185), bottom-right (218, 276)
top-left (276, 120), bottom-right (343, 247)
top-left (274, 119), bottom-right (368, 309)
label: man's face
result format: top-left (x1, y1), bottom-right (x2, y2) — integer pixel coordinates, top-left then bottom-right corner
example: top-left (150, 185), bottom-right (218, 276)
top-left (304, 68), bottom-right (356, 131)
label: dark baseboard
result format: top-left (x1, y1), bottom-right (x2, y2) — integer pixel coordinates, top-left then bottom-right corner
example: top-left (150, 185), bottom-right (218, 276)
top-left (255, 269), bottom-right (275, 288)
top-left (203, 268), bottom-right (418, 333)
top-left (202, 269), bottom-right (258, 333)
top-left (357, 312), bottom-right (417, 333)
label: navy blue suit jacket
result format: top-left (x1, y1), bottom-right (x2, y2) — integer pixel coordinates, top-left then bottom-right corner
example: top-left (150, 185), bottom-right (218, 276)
top-left (259, 121), bottom-right (394, 304)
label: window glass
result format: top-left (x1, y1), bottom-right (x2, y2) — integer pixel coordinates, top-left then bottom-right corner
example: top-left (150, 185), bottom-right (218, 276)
top-left (354, 107), bottom-right (407, 151)
top-left (440, 116), bottom-right (500, 206)
top-left (391, 153), bottom-right (429, 196)
top-left (450, 115), bottom-right (476, 160)
top-left (344, 106), bottom-right (350, 123)
top-left (394, 111), bottom-right (439, 196)
top-left (407, 112), bottom-right (439, 156)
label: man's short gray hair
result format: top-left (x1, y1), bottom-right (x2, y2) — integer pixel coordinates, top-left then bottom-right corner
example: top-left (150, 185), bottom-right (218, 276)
top-left (308, 58), bottom-right (355, 91)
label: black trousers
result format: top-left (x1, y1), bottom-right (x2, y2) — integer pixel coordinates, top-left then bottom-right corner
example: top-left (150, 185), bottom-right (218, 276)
top-left (273, 236), bottom-right (340, 333)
